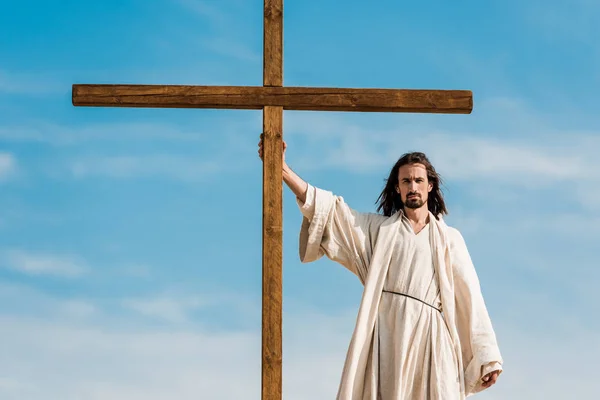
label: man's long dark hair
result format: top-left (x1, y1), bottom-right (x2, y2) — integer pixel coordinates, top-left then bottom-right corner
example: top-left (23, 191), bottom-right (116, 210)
top-left (375, 152), bottom-right (448, 219)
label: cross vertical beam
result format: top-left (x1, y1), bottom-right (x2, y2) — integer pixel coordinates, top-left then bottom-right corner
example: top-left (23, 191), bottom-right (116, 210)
top-left (262, 1), bottom-right (283, 400)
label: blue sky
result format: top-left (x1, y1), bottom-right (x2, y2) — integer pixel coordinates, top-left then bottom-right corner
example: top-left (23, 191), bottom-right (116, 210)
top-left (1, 0), bottom-right (598, 398)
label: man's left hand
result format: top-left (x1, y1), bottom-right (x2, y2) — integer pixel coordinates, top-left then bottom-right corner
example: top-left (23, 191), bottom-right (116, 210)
top-left (482, 370), bottom-right (500, 388)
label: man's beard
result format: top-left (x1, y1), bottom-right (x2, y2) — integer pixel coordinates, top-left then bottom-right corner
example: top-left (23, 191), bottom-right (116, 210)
top-left (404, 194), bottom-right (425, 209)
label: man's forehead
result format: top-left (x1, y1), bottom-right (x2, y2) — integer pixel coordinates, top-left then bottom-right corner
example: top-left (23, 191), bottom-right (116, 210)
top-left (398, 163), bottom-right (428, 177)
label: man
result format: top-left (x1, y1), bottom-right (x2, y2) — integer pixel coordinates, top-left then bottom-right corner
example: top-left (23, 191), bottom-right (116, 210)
top-left (258, 137), bottom-right (503, 399)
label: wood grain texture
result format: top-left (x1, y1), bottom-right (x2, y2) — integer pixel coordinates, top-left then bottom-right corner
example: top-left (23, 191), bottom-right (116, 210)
top-left (262, 106), bottom-right (283, 400)
top-left (264, 0), bottom-right (283, 86)
top-left (263, 2), bottom-right (283, 399)
top-left (72, 85), bottom-right (473, 114)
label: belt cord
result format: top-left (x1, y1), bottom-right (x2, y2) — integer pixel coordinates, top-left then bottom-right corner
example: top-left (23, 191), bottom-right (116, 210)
top-left (382, 289), bottom-right (442, 313)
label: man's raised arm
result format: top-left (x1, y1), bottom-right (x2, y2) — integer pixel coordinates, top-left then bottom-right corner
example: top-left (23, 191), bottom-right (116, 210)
top-left (282, 163), bottom-right (309, 203)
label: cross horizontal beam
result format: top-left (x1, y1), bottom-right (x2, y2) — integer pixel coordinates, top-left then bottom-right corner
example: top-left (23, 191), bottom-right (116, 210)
top-left (72, 84), bottom-right (472, 114)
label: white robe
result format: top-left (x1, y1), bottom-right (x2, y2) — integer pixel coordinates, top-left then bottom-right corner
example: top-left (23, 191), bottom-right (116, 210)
top-left (379, 222), bottom-right (460, 399)
top-left (297, 185), bottom-right (503, 399)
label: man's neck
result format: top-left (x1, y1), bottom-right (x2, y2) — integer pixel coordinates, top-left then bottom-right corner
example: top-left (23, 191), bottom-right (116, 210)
top-left (403, 206), bottom-right (430, 225)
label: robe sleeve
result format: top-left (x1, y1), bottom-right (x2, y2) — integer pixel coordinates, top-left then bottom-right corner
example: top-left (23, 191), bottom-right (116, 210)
top-left (448, 228), bottom-right (503, 395)
top-left (296, 184), bottom-right (383, 280)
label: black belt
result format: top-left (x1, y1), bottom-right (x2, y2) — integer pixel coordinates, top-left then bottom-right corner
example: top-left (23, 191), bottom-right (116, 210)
top-left (382, 289), bottom-right (442, 313)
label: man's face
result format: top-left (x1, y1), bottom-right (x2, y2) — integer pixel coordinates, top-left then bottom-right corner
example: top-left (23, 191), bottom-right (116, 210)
top-left (396, 163), bottom-right (433, 209)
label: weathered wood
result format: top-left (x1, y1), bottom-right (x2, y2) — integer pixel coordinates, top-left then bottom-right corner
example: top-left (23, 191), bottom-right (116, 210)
top-left (262, 2), bottom-right (283, 400)
top-left (72, 85), bottom-right (473, 114)
top-left (264, 0), bottom-right (283, 87)
top-left (262, 107), bottom-right (283, 400)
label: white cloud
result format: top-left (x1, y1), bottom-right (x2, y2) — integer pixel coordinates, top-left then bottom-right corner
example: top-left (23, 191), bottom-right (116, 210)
top-left (199, 36), bottom-right (260, 63)
top-left (479, 322), bottom-right (598, 400)
top-left (0, 118), bottom-right (260, 182)
top-left (414, 133), bottom-right (595, 183)
top-left (174, 0), bottom-right (259, 63)
top-left (0, 284), bottom-right (597, 400)
top-left (118, 263), bottom-right (153, 278)
top-left (69, 155), bottom-right (222, 182)
top-left (287, 112), bottom-right (599, 182)
top-left (0, 283), bottom-right (97, 321)
top-left (59, 300), bottom-right (97, 318)
top-left (576, 184), bottom-right (600, 212)
top-left (283, 108), bottom-right (600, 210)
top-left (0, 152), bottom-right (17, 181)
top-left (122, 296), bottom-right (207, 324)
top-left (0, 122), bottom-right (219, 145)
top-left (176, 0), bottom-right (228, 24)
top-left (0, 315), bottom-right (261, 400)
top-left (0, 249), bottom-right (89, 277)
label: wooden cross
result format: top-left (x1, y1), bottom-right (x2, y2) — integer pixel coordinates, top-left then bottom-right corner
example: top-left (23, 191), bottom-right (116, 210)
top-left (72, 1), bottom-right (472, 399)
